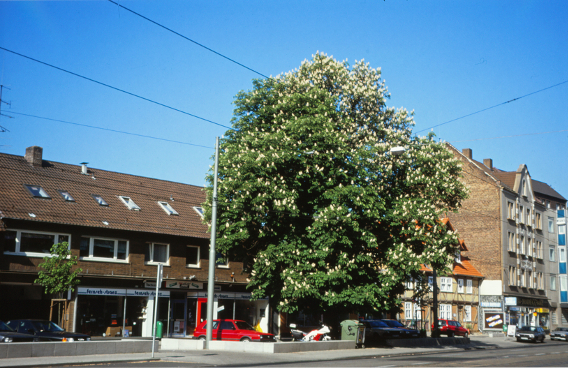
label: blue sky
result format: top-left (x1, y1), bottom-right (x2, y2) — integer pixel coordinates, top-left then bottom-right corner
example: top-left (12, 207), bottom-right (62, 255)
top-left (1, 1), bottom-right (567, 199)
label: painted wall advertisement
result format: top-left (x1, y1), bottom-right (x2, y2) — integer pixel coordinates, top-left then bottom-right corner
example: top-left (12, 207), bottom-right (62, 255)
top-left (484, 312), bottom-right (504, 329)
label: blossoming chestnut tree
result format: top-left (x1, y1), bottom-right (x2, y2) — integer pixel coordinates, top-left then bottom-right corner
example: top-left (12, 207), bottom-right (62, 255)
top-left (204, 52), bottom-right (468, 315)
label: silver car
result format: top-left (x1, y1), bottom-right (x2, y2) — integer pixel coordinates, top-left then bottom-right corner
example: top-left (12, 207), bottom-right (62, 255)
top-left (550, 327), bottom-right (568, 341)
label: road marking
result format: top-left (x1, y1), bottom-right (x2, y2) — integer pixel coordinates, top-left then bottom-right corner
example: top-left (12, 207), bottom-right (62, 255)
top-left (503, 356), bottom-right (509, 358)
top-left (411, 363), bottom-right (428, 365)
top-left (535, 353), bottom-right (545, 356)
top-left (551, 352), bottom-right (561, 354)
top-left (517, 355), bottom-right (528, 357)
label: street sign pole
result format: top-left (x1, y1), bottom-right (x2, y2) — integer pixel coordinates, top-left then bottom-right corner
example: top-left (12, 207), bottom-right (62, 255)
top-left (152, 263), bottom-right (163, 358)
top-left (205, 137), bottom-right (219, 349)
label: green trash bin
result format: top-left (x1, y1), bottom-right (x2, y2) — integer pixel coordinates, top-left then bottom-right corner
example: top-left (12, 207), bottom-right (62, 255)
top-left (155, 321), bottom-right (163, 338)
top-left (340, 320), bottom-right (359, 341)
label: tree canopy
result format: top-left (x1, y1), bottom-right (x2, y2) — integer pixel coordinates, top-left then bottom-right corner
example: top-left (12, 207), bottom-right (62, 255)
top-left (34, 242), bottom-right (82, 296)
top-left (204, 52), bottom-right (468, 314)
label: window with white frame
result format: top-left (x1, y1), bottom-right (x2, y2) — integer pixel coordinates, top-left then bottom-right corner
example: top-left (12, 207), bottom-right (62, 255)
top-left (509, 266), bottom-right (516, 286)
top-left (508, 232), bottom-right (516, 252)
top-left (440, 304), bottom-right (452, 320)
top-left (549, 217), bottom-right (555, 233)
top-left (560, 247), bottom-right (567, 263)
top-left (536, 241), bottom-right (543, 259)
top-left (520, 269), bottom-right (526, 287)
top-left (119, 196), bottom-right (141, 211)
top-left (466, 279), bottom-right (473, 294)
top-left (519, 206), bottom-right (524, 224)
top-left (551, 274), bottom-right (557, 290)
top-left (550, 246), bottom-right (556, 262)
top-left (464, 305), bottom-right (472, 322)
top-left (457, 279), bottom-right (464, 293)
top-left (405, 279), bottom-right (414, 290)
top-left (519, 236), bottom-right (525, 255)
top-left (536, 213), bottom-right (542, 229)
top-left (186, 245), bottom-right (200, 268)
top-left (538, 272), bottom-right (544, 290)
top-left (428, 276), bottom-right (434, 291)
top-left (158, 201), bottom-right (179, 215)
top-left (560, 224), bottom-right (566, 236)
top-left (526, 208), bottom-right (531, 226)
top-left (3, 230), bottom-right (69, 256)
top-left (440, 277), bottom-right (452, 292)
top-left (507, 202), bottom-right (515, 220)
top-left (526, 238), bottom-right (532, 257)
top-left (193, 206), bottom-right (205, 219)
top-left (528, 271), bottom-right (533, 288)
top-left (145, 243), bottom-right (169, 265)
top-left (455, 249), bottom-right (461, 263)
top-left (215, 252), bottom-right (229, 268)
top-left (57, 190), bottom-right (75, 202)
top-left (405, 302), bottom-right (413, 320)
top-left (92, 194), bottom-right (109, 206)
top-left (80, 236), bottom-right (128, 261)
top-left (24, 185), bottom-right (51, 199)
top-left (414, 303), bottom-right (422, 320)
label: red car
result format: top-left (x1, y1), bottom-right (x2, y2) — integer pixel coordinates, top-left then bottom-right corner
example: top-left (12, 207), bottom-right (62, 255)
top-left (432, 319), bottom-right (469, 338)
top-left (193, 319), bottom-right (275, 342)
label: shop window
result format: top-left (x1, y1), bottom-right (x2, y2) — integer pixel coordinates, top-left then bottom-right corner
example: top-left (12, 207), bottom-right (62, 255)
top-left (57, 190), bottom-right (75, 202)
top-left (158, 201), bottom-right (178, 215)
top-left (464, 306), bottom-right (472, 322)
top-left (186, 245), bottom-right (200, 268)
top-left (145, 243), bottom-right (169, 265)
top-left (24, 185), bottom-right (51, 199)
top-left (440, 277), bottom-right (452, 292)
top-left (215, 252), bottom-right (229, 268)
top-left (466, 279), bottom-right (473, 294)
top-left (80, 236), bottom-right (128, 262)
top-left (3, 229), bottom-right (70, 256)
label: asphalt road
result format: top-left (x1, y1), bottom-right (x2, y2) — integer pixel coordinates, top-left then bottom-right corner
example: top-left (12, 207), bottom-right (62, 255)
top-left (55, 340), bottom-right (568, 367)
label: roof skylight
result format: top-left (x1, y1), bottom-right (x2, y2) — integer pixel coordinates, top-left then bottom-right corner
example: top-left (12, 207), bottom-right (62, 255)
top-left (119, 196), bottom-right (141, 211)
top-left (158, 201), bottom-right (179, 215)
top-left (58, 190), bottom-right (75, 202)
top-left (193, 206), bottom-right (204, 219)
top-left (92, 194), bottom-right (109, 206)
top-left (25, 185), bottom-right (51, 199)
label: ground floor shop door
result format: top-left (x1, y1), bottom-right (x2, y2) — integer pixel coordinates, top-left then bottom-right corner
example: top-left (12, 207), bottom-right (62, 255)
top-left (169, 299), bottom-right (186, 337)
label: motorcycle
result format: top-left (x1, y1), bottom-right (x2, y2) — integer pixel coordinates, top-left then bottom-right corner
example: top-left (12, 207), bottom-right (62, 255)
top-left (290, 323), bottom-right (332, 341)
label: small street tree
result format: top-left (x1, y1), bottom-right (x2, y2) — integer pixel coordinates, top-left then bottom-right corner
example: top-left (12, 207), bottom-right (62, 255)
top-left (34, 242), bottom-right (82, 324)
top-left (204, 52), bottom-right (468, 315)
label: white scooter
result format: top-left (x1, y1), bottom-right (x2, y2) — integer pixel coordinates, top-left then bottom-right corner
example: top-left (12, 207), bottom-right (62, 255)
top-left (295, 324), bottom-right (332, 341)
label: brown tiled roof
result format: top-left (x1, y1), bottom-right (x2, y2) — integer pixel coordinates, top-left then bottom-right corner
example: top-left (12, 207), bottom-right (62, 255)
top-left (419, 257), bottom-right (483, 278)
top-left (0, 151), bottom-right (208, 238)
top-left (491, 171), bottom-right (517, 192)
top-left (532, 179), bottom-right (566, 201)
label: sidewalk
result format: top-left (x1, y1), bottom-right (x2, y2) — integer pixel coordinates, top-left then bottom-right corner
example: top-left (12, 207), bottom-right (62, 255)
top-left (0, 335), bottom-right (524, 367)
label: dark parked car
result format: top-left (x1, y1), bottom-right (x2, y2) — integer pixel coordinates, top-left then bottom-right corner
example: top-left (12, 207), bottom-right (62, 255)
top-left (193, 319), bottom-right (275, 342)
top-left (6, 320), bottom-right (91, 342)
top-left (0, 321), bottom-right (35, 343)
top-left (550, 327), bottom-right (568, 341)
top-left (362, 320), bottom-right (404, 341)
top-left (515, 326), bottom-right (545, 343)
top-left (381, 319), bottom-right (420, 338)
top-left (432, 319), bottom-right (469, 338)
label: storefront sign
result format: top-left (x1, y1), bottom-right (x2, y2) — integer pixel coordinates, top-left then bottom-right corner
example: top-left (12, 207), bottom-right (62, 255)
top-left (536, 308), bottom-right (549, 313)
top-left (187, 291), bottom-right (269, 300)
top-left (480, 302), bottom-right (502, 308)
top-left (165, 281), bottom-right (203, 289)
top-left (517, 297), bottom-right (548, 307)
top-left (126, 289), bottom-right (170, 297)
top-left (144, 280), bottom-right (157, 288)
top-left (504, 297), bottom-right (517, 306)
top-left (78, 287), bottom-right (126, 296)
top-left (484, 312), bottom-right (504, 329)
top-left (508, 307), bottom-right (520, 311)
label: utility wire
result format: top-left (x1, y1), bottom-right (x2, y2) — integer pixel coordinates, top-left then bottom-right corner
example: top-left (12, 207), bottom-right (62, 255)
top-left (9, 111), bottom-right (213, 149)
top-left (417, 80), bottom-right (568, 133)
top-left (0, 46), bottom-right (232, 130)
top-left (449, 129), bottom-right (568, 143)
top-left (107, 0), bottom-right (268, 79)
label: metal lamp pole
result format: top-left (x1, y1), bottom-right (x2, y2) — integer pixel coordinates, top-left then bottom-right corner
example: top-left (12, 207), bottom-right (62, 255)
top-left (205, 137), bottom-right (219, 349)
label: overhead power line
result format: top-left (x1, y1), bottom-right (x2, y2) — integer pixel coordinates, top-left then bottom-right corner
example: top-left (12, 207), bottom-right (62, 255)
top-left (8, 111), bottom-right (214, 149)
top-left (0, 46), bottom-right (232, 130)
top-left (417, 79), bottom-right (568, 133)
top-left (449, 129), bottom-right (568, 143)
top-left (107, 0), bottom-right (268, 79)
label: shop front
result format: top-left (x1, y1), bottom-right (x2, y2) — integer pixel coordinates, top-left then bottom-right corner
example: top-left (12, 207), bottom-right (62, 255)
top-left (504, 296), bottom-right (550, 331)
top-left (75, 287), bottom-right (170, 337)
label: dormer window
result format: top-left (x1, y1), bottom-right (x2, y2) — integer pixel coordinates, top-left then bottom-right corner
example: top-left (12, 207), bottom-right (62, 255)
top-left (25, 185), bottom-right (51, 199)
top-left (455, 249), bottom-right (461, 263)
top-left (193, 206), bottom-right (204, 219)
top-left (92, 194), bottom-right (108, 206)
top-left (158, 201), bottom-right (179, 215)
top-left (119, 196), bottom-right (140, 211)
top-left (58, 190), bottom-right (75, 202)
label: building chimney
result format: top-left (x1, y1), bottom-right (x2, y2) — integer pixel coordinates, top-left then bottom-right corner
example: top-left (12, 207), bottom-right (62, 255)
top-left (483, 158), bottom-right (493, 170)
top-left (462, 148), bottom-right (473, 160)
top-left (80, 162), bottom-right (89, 175)
top-left (25, 146), bottom-right (43, 167)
